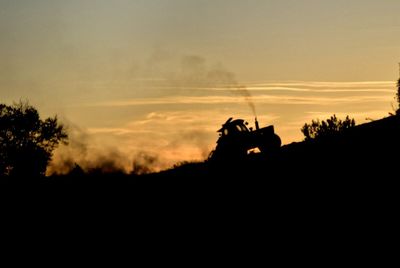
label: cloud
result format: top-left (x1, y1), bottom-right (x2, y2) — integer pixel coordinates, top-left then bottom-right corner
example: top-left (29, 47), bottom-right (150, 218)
top-left (82, 79), bottom-right (394, 111)
top-left (302, 110), bottom-right (391, 122)
top-left (251, 81), bottom-right (395, 88)
top-left (87, 93), bottom-right (392, 108)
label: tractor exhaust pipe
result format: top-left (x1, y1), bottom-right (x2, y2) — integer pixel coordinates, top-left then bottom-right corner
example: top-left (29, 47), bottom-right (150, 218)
top-left (255, 117), bottom-right (260, 130)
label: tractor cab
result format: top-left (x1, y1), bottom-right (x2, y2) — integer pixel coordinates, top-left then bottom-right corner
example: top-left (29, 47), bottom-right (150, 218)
top-left (217, 118), bottom-right (250, 137)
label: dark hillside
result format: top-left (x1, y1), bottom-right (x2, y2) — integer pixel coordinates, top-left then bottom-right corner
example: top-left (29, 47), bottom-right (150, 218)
top-left (154, 115), bottom-right (400, 179)
top-left (2, 116), bottom-right (397, 232)
top-left (144, 115), bottom-right (399, 208)
top-left (3, 116), bottom-right (398, 209)
top-left (279, 115), bottom-right (400, 176)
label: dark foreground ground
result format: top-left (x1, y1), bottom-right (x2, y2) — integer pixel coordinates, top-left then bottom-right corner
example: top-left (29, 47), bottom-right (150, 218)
top-left (1, 115), bottom-right (398, 206)
top-left (1, 116), bottom-right (398, 251)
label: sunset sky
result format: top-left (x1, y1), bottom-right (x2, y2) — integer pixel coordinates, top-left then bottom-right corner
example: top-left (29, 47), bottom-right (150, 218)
top-left (1, 0), bottom-right (399, 172)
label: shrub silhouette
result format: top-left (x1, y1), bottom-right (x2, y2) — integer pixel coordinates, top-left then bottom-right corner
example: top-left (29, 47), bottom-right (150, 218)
top-left (0, 101), bottom-right (68, 178)
top-left (301, 114), bottom-right (355, 141)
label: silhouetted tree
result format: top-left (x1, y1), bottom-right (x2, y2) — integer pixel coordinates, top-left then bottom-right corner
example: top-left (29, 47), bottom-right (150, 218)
top-left (301, 114), bottom-right (355, 141)
top-left (0, 101), bottom-right (68, 178)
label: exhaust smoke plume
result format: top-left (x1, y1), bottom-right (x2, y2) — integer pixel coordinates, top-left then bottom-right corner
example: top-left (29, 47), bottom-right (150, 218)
top-left (144, 52), bottom-right (258, 116)
top-left (236, 85), bottom-right (257, 117)
top-left (198, 59), bottom-right (257, 117)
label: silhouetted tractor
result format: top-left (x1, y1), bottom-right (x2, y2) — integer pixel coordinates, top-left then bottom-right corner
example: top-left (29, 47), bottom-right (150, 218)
top-left (209, 117), bottom-right (281, 161)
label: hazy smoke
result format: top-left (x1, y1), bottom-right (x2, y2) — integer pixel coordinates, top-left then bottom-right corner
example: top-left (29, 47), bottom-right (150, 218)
top-left (47, 120), bottom-right (89, 175)
top-left (48, 121), bottom-right (130, 175)
top-left (180, 55), bottom-right (257, 117)
top-left (179, 130), bottom-right (210, 159)
top-left (164, 129), bottom-right (212, 162)
top-left (48, 119), bottom-right (167, 176)
top-left (132, 151), bottom-right (159, 175)
top-left (236, 85), bottom-right (257, 117)
top-left (144, 52), bottom-right (258, 116)
top-left (85, 151), bottom-right (127, 174)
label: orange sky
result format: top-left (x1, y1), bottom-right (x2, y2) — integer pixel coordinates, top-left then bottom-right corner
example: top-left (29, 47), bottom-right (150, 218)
top-left (0, 1), bottom-right (399, 173)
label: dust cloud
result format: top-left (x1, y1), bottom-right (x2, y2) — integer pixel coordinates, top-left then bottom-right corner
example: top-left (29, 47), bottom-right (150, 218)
top-left (48, 120), bottom-right (179, 175)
